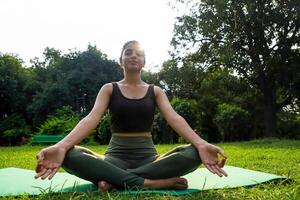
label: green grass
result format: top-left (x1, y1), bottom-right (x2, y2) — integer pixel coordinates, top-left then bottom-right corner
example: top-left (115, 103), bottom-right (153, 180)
top-left (0, 139), bottom-right (300, 199)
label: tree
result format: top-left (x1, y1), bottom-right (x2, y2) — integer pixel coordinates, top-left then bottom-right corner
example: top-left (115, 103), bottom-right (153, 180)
top-left (0, 54), bottom-right (27, 119)
top-left (28, 45), bottom-right (122, 127)
top-left (214, 103), bottom-right (250, 141)
top-left (159, 59), bottom-right (205, 99)
top-left (172, 0), bottom-right (300, 137)
top-left (198, 68), bottom-right (257, 141)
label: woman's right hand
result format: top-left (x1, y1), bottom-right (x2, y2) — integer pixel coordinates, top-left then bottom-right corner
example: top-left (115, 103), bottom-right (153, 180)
top-left (34, 145), bottom-right (67, 180)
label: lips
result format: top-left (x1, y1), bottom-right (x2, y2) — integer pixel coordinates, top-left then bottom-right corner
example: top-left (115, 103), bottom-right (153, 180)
top-left (129, 60), bottom-right (139, 65)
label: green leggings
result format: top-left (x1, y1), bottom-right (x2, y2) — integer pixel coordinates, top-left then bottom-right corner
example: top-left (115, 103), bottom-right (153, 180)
top-left (62, 136), bottom-right (201, 188)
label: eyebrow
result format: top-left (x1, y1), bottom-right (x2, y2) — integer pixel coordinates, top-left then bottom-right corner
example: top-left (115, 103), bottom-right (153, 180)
top-left (124, 48), bottom-right (144, 54)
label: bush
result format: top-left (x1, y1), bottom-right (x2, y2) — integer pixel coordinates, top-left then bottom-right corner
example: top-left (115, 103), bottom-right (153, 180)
top-left (214, 103), bottom-right (250, 141)
top-left (37, 117), bottom-right (79, 135)
top-left (36, 106), bottom-right (102, 144)
top-left (0, 113), bottom-right (31, 146)
top-left (96, 113), bottom-right (111, 144)
top-left (52, 105), bottom-right (78, 119)
top-left (278, 111), bottom-right (300, 139)
top-left (152, 97), bottom-right (201, 144)
top-left (171, 97), bottom-right (200, 128)
top-left (37, 106), bottom-right (80, 135)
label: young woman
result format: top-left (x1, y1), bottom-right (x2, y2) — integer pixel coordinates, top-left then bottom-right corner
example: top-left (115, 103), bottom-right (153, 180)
top-left (35, 40), bottom-right (227, 191)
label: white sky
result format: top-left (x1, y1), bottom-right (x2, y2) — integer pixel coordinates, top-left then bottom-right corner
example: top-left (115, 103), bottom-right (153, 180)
top-left (0, 0), bottom-right (183, 72)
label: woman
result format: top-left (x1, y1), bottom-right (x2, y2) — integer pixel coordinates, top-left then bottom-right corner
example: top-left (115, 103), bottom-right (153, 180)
top-left (35, 40), bottom-right (227, 191)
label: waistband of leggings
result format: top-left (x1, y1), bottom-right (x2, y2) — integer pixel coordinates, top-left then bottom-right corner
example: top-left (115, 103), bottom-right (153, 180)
top-left (112, 132), bottom-right (151, 137)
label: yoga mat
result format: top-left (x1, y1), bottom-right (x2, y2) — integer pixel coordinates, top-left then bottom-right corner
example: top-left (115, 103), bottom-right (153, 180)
top-left (0, 166), bottom-right (286, 196)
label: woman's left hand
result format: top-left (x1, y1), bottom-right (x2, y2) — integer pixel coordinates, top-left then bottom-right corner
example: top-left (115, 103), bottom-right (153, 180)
top-left (197, 143), bottom-right (228, 177)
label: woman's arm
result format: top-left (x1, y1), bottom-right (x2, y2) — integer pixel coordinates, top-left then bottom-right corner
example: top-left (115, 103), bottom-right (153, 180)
top-left (154, 86), bottom-right (227, 177)
top-left (56, 83), bottom-right (112, 151)
top-left (35, 83), bottom-right (112, 180)
top-left (154, 86), bottom-right (207, 146)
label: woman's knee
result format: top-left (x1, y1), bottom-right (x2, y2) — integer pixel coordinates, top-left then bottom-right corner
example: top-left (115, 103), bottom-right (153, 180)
top-left (62, 148), bottom-right (75, 167)
top-left (180, 144), bottom-right (201, 163)
top-left (62, 147), bottom-right (86, 168)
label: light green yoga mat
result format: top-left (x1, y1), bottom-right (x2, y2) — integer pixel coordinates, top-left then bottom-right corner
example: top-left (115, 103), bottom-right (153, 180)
top-left (0, 166), bottom-right (286, 196)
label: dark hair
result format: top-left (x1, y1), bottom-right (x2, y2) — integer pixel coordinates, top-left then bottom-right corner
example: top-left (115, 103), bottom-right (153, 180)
top-left (119, 40), bottom-right (146, 65)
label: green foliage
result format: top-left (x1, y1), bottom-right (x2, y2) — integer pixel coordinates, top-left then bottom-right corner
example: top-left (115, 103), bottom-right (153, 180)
top-left (152, 97), bottom-right (200, 144)
top-left (96, 113), bottom-right (111, 144)
top-left (214, 103), bottom-right (250, 141)
top-left (0, 113), bottom-right (31, 146)
top-left (171, 97), bottom-right (200, 130)
top-left (278, 111), bottom-right (300, 140)
top-left (171, 0), bottom-right (300, 137)
top-left (152, 112), bottom-right (172, 144)
top-left (159, 60), bottom-right (205, 99)
top-left (141, 70), bottom-right (161, 86)
top-left (53, 105), bottom-right (78, 119)
top-left (0, 54), bottom-right (29, 120)
top-left (37, 117), bottom-right (79, 135)
top-left (197, 68), bottom-right (254, 142)
top-left (27, 45), bottom-right (122, 127)
top-left (37, 106), bottom-right (80, 135)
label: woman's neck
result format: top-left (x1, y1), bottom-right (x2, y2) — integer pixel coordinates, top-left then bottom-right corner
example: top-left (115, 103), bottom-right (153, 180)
top-left (122, 71), bottom-right (143, 85)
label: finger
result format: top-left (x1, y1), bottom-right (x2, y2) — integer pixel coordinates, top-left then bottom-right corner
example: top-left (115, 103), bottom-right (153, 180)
top-left (36, 151), bottom-right (45, 162)
top-left (48, 168), bottom-right (58, 180)
top-left (214, 164), bottom-right (228, 177)
top-left (210, 165), bottom-right (223, 177)
top-left (34, 167), bottom-right (47, 179)
top-left (218, 148), bottom-right (227, 159)
top-left (219, 167), bottom-right (228, 177)
top-left (218, 158), bottom-right (226, 168)
top-left (41, 169), bottom-right (53, 180)
top-left (205, 164), bottom-right (216, 174)
top-left (35, 164), bottom-right (43, 173)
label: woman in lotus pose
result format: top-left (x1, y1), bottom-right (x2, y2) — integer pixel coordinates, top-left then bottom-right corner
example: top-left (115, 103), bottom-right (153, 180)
top-left (35, 40), bottom-right (227, 191)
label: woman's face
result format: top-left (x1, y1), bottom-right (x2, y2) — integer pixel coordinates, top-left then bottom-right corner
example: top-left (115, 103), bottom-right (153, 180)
top-left (121, 42), bottom-right (145, 72)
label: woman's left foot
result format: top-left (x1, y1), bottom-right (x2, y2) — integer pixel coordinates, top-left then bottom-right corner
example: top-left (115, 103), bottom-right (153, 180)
top-left (98, 180), bottom-right (114, 192)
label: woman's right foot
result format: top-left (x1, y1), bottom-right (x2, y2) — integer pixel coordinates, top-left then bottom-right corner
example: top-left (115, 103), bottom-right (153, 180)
top-left (144, 177), bottom-right (188, 190)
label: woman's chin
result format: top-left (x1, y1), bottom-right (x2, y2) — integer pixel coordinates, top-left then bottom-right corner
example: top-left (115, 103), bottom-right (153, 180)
top-left (126, 65), bottom-right (142, 72)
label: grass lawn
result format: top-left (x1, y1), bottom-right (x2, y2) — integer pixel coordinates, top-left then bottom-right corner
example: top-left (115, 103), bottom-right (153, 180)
top-left (0, 139), bottom-right (299, 200)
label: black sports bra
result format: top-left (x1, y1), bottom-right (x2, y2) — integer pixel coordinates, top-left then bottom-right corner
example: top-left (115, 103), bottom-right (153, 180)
top-left (108, 82), bottom-right (156, 133)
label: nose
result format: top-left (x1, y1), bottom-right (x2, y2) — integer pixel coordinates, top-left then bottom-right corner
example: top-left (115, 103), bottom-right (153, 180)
top-left (130, 51), bottom-right (138, 58)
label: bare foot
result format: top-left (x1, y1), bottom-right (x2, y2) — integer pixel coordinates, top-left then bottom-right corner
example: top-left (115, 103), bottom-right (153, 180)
top-left (97, 180), bottom-right (114, 192)
top-left (144, 177), bottom-right (188, 190)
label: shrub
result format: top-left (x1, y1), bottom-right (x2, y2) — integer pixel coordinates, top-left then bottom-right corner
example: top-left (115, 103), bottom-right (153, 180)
top-left (52, 105), bottom-right (78, 119)
top-left (214, 103), bottom-right (250, 141)
top-left (96, 113), bottom-right (111, 144)
top-left (37, 106), bottom-right (80, 135)
top-left (152, 97), bottom-right (201, 144)
top-left (37, 117), bottom-right (79, 135)
top-left (0, 113), bottom-right (31, 146)
top-left (171, 97), bottom-right (200, 127)
top-left (278, 111), bottom-right (300, 139)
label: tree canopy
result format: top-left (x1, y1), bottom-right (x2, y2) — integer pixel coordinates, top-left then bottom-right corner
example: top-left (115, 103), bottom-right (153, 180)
top-left (171, 0), bottom-right (300, 137)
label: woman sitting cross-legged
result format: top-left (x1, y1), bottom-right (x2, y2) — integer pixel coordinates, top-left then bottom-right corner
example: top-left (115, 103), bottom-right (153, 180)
top-left (34, 40), bottom-right (227, 191)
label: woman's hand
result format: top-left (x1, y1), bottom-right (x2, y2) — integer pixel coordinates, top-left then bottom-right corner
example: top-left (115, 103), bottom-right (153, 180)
top-left (197, 143), bottom-right (228, 177)
top-left (34, 145), bottom-right (67, 180)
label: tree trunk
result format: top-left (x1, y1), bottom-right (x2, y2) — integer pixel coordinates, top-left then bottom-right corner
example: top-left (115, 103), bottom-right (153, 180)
top-left (263, 100), bottom-right (277, 138)
top-left (262, 81), bottom-right (277, 138)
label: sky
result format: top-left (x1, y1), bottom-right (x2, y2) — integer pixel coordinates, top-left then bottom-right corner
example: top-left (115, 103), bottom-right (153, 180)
top-left (0, 0), bottom-right (185, 72)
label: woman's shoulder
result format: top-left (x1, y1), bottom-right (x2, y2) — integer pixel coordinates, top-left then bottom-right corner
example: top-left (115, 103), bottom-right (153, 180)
top-left (100, 82), bottom-right (114, 95)
top-left (102, 82), bottom-right (114, 88)
top-left (152, 85), bottom-right (164, 97)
